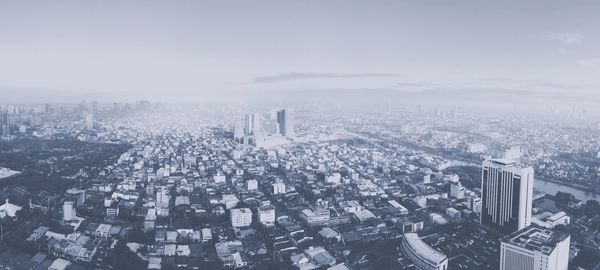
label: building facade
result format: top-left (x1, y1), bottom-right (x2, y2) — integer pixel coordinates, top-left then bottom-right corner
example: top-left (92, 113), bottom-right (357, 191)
top-left (500, 225), bottom-right (570, 270)
top-left (481, 159), bottom-right (534, 233)
top-left (401, 233), bottom-right (448, 270)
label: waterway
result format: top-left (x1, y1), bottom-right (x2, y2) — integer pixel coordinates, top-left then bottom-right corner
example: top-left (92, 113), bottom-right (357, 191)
top-left (534, 178), bottom-right (600, 202)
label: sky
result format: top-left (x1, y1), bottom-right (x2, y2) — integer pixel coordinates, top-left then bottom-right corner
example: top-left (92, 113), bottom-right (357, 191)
top-left (0, 0), bottom-right (599, 103)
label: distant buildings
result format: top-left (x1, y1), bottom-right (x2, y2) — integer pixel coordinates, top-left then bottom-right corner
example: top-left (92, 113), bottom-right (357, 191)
top-left (276, 109), bottom-right (294, 137)
top-left (500, 225), bottom-right (570, 270)
top-left (230, 208), bottom-right (252, 227)
top-left (400, 233), bottom-right (448, 270)
top-left (481, 159), bottom-right (534, 233)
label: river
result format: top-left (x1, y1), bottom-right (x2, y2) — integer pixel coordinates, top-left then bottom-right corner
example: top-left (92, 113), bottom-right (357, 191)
top-left (534, 178), bottom-right (600, 202)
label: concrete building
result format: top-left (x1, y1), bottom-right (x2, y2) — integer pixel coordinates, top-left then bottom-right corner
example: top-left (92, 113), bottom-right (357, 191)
top-left (449, 182), bottom-right (465, 199)
top-left (246, 179), bottom-right (258, 191)
top-left (273, 181), bottom-right (286, 195)
top-left (258, 205), bottom-right (276, 226)
top-left (62, 201), bottom-right (76, 221)
top-left (230, 208), bottom-right (252, 227)
top-left (401, 233), bottom-right (448, 270)
top-left (276, 109), bottom-right (294, 137)
top-left (500, 225), bottom-right (570, 270)
top-left (481, 159), bottom-right (534, 233)
top-left (244, 113), bottom-right (260, 136)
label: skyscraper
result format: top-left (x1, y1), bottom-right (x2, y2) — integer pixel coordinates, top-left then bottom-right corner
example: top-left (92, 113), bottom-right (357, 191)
top-left (244, 113), bottom-right (260, 136)
top-left (0, 113), bottom-right (10, 136)
top-left (500, 225), bottom-right (570, 270)
top-left (276, 109), bottom-right (294, 137)
top-left (481, 159), bottom-right (534, 233)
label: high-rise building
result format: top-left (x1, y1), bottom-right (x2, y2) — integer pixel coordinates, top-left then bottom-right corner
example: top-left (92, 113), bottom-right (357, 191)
top-left (276, 109), bottom-right (294, 137)
top-left (85, 112), bottom-right (94, 130)
top-left (233, 122), bottom-right (244, 142)
top-left (481, 159), bottom-right (534, 233)
top-left (244, 113), bottom-right (260, 136)
top-left (500, 225), bottom-right (570, 270)
top-left (63, 201), bottom-right (76, 221)
top-left (0, 113), bottom-right (10, 136)
top-left (230, 208), bottom-right (253, 227)
top-left (85, 101), bottom-right (97, 130)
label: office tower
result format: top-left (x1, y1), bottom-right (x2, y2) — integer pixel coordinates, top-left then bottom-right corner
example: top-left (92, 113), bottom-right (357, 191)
top-left (233, 122), bottom-right (244, 141)
top-left (276, 109), bottom-right (294, 137)
top-left (0, 113), bottom-right (10, 136)
top-left (230, 208), bottom-right (252, 227)
top-left (85, 112), bottom-right (94, 130)
top-left (500, 225), bottom-right (570, 270)
top-left (481, 159), bottom-right (534, 233)
top-left (63, 201), bottom-right (76, 221)
top-left (244, 113), bottom-right (260, 136)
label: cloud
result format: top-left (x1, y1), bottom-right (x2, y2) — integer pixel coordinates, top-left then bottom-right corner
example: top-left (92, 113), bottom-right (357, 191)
top-left (253, 72), bottom-right (400, 83)
top-left (578, 58), bottom-right (600, 70)
top-left (545, 31), bottom-right (583, 44)
top-left (477, 77), bottom-right (587, 90)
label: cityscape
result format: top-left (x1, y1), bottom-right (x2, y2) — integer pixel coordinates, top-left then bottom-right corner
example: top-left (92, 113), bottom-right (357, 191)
top-left (1, 1), bottom-right (600, 270)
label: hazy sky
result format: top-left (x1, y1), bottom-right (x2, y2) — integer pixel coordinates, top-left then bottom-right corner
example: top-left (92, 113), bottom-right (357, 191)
top-left (1, 0), bottom-right (599, 102)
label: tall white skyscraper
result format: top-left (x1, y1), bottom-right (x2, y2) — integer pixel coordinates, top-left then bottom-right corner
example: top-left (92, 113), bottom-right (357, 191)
top-left (500, 225), bottom-right (570, 270)
top-left (244, 113), bottom-right (260, 136)
top-left (276, 109), bottom-right (294, 137)
top-left (481, 159), bottom-right (534, 233)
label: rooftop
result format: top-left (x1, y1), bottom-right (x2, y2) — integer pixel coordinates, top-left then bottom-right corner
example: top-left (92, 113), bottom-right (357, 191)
top-left (501, 225), bottom-right (570, 255)
top-left (403, 233), bottom-right (447, 264)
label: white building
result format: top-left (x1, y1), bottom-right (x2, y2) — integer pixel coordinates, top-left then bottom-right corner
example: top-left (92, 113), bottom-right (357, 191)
top-left (326, 172), bottom-right (341, 185)
top-left (247, 179), bottom-right (258, 191)
top-left (500, 225), bottom-right (570, 270)
top-left (468, 143), bottom-right (487, 153)
top-left (0, 199), bottom-right (22, 219)
top-left (258, 205), bottom-right (276, 226)
top-left (156, 188), bottom-right (170, 208)
top-left (532, 211), bottom-right (571, 228)
top-left (63, 201), bottom-right (76, 221)
top-left (273, 181), bottom-right (286, 195)
top-left (481, 159), bottom-right (534, 233)
top-left (401, 233), bottom-right (448, 270)
top-left (450, 182), bottom-right (465, 199)
top-left (230, 208), bottom-right (252, 227)
top-left (213, 172), bottom-right (226, 184)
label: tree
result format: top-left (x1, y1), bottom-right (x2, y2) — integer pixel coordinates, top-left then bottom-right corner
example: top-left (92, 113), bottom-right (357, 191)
top-left (584, 200), bottom-right (600, 217)
top-left (109, 240), bottom-right (147, 270)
